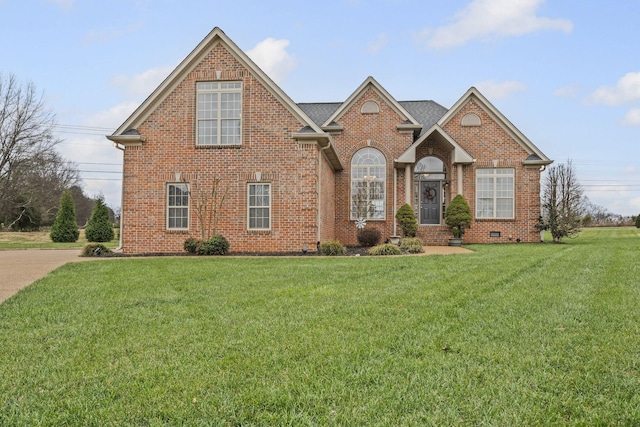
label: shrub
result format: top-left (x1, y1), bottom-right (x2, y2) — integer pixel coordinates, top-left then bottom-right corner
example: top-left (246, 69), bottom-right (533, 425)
top-left (85, 196), bottom-right (115, 242)
top-left (368, 243), bottom-right (402, 256)
top-left (357, 228), bottom-right (381, 247)
top-left (396, 203), bottom-right (418, 237)
top-left (400, 237), bottom-right (424, 254)
top-left (81, 243), bottom-right (114, 257)
top-left (183, 237), bottom-right (199, 254)
top-left (635, 215), bottom-right (640, 229)
top-left (196, 235), bottom-right (230, 256)
top-left (445, 195), bottom-right (472, 237)
top-left (50, 190), bottom-right (79, 243)
top-left (319, 240), bottom-right (346, 256)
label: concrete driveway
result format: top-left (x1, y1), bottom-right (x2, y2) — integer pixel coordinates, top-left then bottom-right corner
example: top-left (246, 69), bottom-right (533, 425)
top-left (0, 249), bottom-right (95, 304)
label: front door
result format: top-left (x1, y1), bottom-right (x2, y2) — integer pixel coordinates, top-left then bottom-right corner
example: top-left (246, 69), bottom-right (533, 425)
top-left (420, 181), bottom-right (440, 224)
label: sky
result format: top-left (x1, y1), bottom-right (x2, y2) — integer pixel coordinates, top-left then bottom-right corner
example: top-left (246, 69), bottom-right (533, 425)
top-left (1, 0), bottom-right (639, 215)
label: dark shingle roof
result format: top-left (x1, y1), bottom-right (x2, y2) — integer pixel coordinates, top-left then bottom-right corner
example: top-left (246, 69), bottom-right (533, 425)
top-left (399, 101), bottom-right (448, 136)
top-left (297, 103), bottom-right (342, 126)
top-left (297, 100), bottom-right (448, 136)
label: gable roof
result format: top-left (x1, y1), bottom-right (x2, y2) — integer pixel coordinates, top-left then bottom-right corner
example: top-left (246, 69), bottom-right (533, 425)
top-left (396, 124), bottom-right (474, 166)
top-left (298, 100), bottom-right (447, 135)
top-left (439, 87), bottom-right (552, 166)
top-left (111, 27), bottom-right (320, 136)
top-left (320, 77), bottom-right (422, 131)
top-left (108, 27), bottom-right (343, 170)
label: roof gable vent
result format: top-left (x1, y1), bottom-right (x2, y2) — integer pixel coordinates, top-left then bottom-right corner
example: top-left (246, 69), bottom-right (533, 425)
top-left (461, 112), bottom-right (481, 126)
top-left (361, 100), bottom-right (380, 114)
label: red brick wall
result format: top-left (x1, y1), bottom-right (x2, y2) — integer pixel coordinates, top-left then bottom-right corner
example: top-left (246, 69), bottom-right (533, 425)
top-left (121, 43), bottom-right (324, 254)
top-left (442, 98), bottom-right (543, 243)
top-left (330, 88), bottom-right (415, 246)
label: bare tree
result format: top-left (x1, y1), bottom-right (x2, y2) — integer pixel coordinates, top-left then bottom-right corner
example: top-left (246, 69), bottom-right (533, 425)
top-left (0, 73), bottom-right (66, 226)
top-left (539, 160), bottom-right (584, 243)
top-left (189, 177), bottom-right (228, 240)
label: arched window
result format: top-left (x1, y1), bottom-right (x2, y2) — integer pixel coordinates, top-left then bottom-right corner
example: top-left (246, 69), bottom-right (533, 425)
top-left (414, 156), bottom-right (445, 180)
top-left (351, 147), bottom-right (386, 220)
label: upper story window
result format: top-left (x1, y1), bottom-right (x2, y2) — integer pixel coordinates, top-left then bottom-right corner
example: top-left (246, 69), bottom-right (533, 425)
top-left (196, 81), bottom-right (242, 146)
top-left (351, 147), bottom-right (386, 220)
top-left (476, 168), bottom-right (514, 219)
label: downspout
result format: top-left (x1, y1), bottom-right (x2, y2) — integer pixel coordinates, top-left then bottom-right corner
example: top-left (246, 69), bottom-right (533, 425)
top-left (113, 142), bottom-right (125, 252)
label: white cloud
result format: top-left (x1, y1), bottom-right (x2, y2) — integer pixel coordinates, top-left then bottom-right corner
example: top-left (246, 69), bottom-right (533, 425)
top-left (110, 66), bottom-right (174, 98)
top-left (621, 108), bottom-right (640, 126)
top-left (553, 84), bottom-right (582, 99)
top-left (416, 0), bottom-right (573, 49)
top-left (475, 80), bottom-right (527, 100)
top-left (366, 33), bottom-right (388, 54)
top-left (247, 38), bottom-right (297, 84)
top-left (588, 71), bottom-right (640, 106)
top-left (84, 102), bottom-right (140, 130)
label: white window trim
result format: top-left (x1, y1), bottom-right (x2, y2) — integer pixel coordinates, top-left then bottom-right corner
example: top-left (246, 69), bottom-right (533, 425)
top-left (475, 168), bottom-right (515, 219)
top-left (196, 81), bottom-right (242, 146)
top-left (350, 148), bottom-right (387, 220)
top-left (247, 183), bottom-right (271, 231)
top-left (167, 183), bottom-right (189, 230)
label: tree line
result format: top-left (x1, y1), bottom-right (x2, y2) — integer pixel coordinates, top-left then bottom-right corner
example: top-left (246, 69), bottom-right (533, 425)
top-left (0, 73), bottom-right (112, 231)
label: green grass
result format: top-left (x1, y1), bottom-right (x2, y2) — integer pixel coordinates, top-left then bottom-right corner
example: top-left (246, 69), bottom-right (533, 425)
top-left (0, 230), bottom-right (118, 250)
top-left (1, 228), bottom-right (639, 425)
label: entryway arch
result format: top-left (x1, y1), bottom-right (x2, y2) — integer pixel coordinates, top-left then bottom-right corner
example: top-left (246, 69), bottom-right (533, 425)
top-left (414, 156), bottom-right (446, 225)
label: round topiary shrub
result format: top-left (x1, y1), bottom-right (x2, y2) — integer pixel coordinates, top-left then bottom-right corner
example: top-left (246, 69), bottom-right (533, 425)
top-left (85, 196), bottom-right (115, 242)
top-left (368, 243), bottom-right (402, 256)
top-left (396, 203), bottom-right (418, 237)
top-left (357, 228), bottom-right (381, 247)
top-left (196, 235), bottom-right (230, 255)
top-left (184, 237), bottom-right (199, 254)
top-left (400, 237), bottom-right (424, 254)
top-left (81, 243), bottom-right (114, 257)
top-left (50, 189), bottom-right (79, 243)
top-left (319, 240), bottom-right (346, 256)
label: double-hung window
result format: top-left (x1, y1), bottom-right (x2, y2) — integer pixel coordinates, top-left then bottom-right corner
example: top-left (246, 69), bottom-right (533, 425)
top-left (167, 183), bottom-right (189, 229)
top-left (196, 82), bottom-right (242, 146)
top-left (476, 168), bottom-right (514, 219)
top-left (248, 183), bottom-right (270, 230)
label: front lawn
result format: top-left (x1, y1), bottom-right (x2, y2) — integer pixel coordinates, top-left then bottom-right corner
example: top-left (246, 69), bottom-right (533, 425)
top-left (0, 228), bottom-right (639, 425)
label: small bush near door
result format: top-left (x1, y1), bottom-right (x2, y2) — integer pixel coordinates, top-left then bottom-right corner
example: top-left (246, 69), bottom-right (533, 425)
top-left (357, 228), bottom-right (381, 247)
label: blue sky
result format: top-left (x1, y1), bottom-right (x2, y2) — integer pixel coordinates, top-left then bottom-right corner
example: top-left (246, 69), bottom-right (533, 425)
top-left (2, 0), bottom-right (639, 215)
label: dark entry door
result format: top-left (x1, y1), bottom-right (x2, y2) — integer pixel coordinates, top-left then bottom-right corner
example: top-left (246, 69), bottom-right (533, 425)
top-left (420, 181), bottom-right (440, 224)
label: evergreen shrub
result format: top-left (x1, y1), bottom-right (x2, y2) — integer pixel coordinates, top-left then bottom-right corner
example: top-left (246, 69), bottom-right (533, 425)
top-left (50, 190), bottom-right (79, 243)
top-left (85, 196), bottom-right (114, 242)
top-left (396, 203), bottom-right (418, 237)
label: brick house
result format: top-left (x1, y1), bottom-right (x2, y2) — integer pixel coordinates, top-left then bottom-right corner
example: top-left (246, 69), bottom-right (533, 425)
top-left (108, 27), bottom-right (552, 254)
